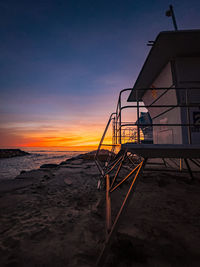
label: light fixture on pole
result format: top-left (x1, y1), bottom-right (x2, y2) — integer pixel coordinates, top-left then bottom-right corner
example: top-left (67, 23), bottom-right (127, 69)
top-left (166, 4), bottom-right (178, 31)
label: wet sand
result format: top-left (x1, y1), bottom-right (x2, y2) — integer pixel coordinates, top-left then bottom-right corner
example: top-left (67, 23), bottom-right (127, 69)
top-left (0, 153), bottom-right (200, 266)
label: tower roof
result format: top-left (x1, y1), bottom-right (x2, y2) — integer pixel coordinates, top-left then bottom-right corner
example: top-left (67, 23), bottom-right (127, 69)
top-left (128, 30), bottom-right (200, 102)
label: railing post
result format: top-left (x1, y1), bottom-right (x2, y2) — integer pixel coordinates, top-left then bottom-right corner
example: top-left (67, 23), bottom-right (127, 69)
top-left (136, 89), bottom-right (140, 144)
top-left (119, 94), bottom-right (122, 144)
top-left (116, 105), bottom-right (118, 145)
top-left (112, 117), bottom-right (115, 145)
top-left (106, 174), bottom-right (111, 235)
top-left (186, 88), bottom-right (192, 144)
top-left (95, 113), bottom-right (116, 161)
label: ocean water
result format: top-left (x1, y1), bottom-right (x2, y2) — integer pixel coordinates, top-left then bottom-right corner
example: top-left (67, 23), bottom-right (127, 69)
top-left (0, 148), bottom-right (86, 179)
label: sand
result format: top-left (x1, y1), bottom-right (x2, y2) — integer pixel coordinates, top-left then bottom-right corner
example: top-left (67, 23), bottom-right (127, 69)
top-left (0, 153), bottom-right (200, 266)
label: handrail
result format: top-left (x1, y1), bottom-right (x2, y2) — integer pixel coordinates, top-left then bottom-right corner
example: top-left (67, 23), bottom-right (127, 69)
top-left (95, 113), bottom-right (116, 176)
top-left (116, 88), bottom-right (133, 144)
top-left (95, 86), bottom-right (200, 176)
top-left (95, 112), bottom-right (116, 159)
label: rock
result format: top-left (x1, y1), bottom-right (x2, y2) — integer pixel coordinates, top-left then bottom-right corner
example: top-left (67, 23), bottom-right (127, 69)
top-left (61, 164), bottom-right (83, 169)
top-left (43, 175), bottom-right (50, 180)
top-left (64, 178), bottom-right (73, 186)
top-left (3, 237), bottom-right (20, 248)
top-left (79, 149), bottom-right (115, 161)
top-left (59, 161), bottom-right (68, 165)
top-left (40, 164), bottom-right (58, 169)
top-left (68, 159), bottom-right (83, 165)
top-left (15, 169), bottom-right (46, 179)
top-left (60, 150), bottom-right (114, 164)
top-left (0, 149), bottom-right (30, 159)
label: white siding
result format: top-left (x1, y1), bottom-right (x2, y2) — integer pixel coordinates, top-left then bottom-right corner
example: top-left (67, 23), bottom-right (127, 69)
top-left (142, 62), bottom-right (182, 144)
top-left (175, 57), bottom-right (200, 144)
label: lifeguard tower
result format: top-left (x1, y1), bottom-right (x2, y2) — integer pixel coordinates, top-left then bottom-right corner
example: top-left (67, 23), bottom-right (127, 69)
top-left (95, 30), bottom-right (200, 266)
top-left (128, 30), bottom-right (200, 146)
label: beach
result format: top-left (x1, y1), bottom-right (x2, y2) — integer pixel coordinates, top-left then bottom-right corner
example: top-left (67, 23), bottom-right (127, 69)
top-left (0, 152), bottom-right (200, 266)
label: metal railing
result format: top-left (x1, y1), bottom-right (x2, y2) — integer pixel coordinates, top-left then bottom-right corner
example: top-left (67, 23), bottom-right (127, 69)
top-left (95, 87), bottom-right (200, 175)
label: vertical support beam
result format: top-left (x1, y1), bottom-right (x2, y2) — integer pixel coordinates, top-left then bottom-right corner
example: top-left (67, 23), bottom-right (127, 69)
top-left (162, 158), bottom-right (167, 168)
top-left (136, 89), bottom-right (140, 144)
top-left (116, 106), bottom-right (118, 145)
top-left (96, 158), bottom-right (147, 266)
top-left (184, 158), bottom-right (194, 181)
top-left (180, 158), bottom-right (182, 171)
top-left (106, 175), bottom-right (111, 235)
top-left (186, 88), bottom-right (192, 144)
top-left (112, 117), bottom-right (115, 145)
top-left (119, 95), bottom-right (122, 144)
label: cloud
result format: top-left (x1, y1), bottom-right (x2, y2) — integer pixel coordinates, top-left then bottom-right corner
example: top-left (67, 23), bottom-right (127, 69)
top-left (0, 112), bottom-right (109, 148)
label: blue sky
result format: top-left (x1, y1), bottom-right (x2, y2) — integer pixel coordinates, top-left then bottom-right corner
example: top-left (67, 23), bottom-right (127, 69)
top-left (0, 0), bottom-right (200, 148)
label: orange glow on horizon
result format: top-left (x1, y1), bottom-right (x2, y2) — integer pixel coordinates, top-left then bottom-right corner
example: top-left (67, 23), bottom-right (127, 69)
top-left (0, 112), bottom-right (115, 151)
top-left (0, 125), bottom-right (113, 151)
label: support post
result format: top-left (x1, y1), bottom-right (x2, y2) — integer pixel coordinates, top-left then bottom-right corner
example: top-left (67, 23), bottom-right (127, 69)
top-left (136, 89), bottom-right (140, 143)
top-left (184, 158), bottom-right (194, 181)
top-left (186, 88), bottom-right (192, 144)
top-left (106, 175), bottom-right (111, 235)
top-left (96, 158), bottom-right (147, 266)
top-left (112, 117), bottom-right (115, 145)
top-left (119, 96), bottom-right (122, 144)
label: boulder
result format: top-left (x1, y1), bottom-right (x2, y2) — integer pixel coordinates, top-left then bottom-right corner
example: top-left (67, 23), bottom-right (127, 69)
top-left (40, 164), bottom-right (58, 169)
top-left (0, 149), bottom-right (30, 159)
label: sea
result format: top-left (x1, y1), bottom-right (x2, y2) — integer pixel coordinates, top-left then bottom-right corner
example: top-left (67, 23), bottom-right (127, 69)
top-left (0, 147), bottom-right (87, 180)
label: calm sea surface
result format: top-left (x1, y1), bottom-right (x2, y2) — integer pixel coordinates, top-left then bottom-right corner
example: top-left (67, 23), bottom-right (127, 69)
top-left (0, 148), bottom-right (87, 179)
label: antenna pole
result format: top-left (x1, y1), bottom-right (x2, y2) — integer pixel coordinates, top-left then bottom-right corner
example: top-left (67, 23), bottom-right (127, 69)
top-left (166, 5), bottom-right (178, 31)
top-left (170, 5), bottom-right (178, 31)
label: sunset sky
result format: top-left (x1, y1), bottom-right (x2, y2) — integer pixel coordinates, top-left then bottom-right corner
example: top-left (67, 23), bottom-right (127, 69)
top-left (0, 0), bottom-right (200, 150)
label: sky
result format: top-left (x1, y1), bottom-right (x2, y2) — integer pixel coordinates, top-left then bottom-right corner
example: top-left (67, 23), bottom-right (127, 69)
top-left (0, 0), bottom-right (200, 150)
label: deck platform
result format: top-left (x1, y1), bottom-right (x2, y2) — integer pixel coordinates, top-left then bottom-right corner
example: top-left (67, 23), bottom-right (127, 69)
top-left (121, 143), bottom-right (200, 158)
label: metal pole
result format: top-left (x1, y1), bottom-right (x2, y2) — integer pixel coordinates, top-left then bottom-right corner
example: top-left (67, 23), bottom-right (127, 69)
top-left (170, 5), bottom-right (178, 31)
top-left (106, 175), bottom-right (111, 235)
top-left (186, 88), bottom-right (192, 144)
top-left (136, 90), bottom-right (140, 143)
top-left (110, 161), bottom-right (143, 193)
top-left (119, 94), bottom-right (122, 144)
top-left (96, 159), bottom-right (147, 266)
top-left (184, 159), bottom-right (194, 181)
top-left (105, 155), bottom-right (123, 175)
top-left (116, 106), bottom-right (118, 144)
top-left (113, 117), bottom-right (115, 145)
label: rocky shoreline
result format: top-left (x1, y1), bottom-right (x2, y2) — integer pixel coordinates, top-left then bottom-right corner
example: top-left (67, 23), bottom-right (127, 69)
top-left (0, 151), bottom-right (106, 267)
top-left (0, 151), bottom-right (200, 266)
top-left (0, 149), bottom-right (30, 159)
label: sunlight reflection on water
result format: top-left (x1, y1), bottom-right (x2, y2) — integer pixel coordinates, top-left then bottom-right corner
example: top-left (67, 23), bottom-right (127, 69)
top-left (0, 150), bottom-right (83, 179)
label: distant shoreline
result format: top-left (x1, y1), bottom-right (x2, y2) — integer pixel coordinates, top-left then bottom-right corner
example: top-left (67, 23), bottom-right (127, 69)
top-left (0, 149), bottom-right (30, 159)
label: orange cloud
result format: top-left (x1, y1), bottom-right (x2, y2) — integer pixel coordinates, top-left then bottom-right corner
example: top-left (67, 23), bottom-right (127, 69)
top-left (0, 118), bottom-right (112, 150)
